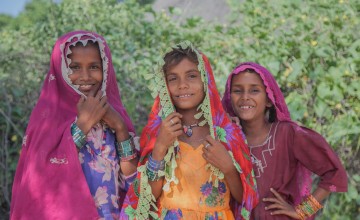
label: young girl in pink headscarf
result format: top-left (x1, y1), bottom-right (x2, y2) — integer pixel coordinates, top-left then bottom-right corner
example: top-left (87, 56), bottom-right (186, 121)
top-left (10, 30), bottom-right (138, 219)
top-left (222, 62), bottom-right (347, 220)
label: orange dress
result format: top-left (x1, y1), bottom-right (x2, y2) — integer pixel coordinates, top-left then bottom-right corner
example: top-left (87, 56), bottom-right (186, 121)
top-left (159, 141), bottom-right (235, 220)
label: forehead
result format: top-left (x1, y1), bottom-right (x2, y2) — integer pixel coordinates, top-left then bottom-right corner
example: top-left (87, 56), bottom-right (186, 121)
top-left (166, 58), bottom-right (199, 74)
top-left (68, 43), bottom-right (100, 58)
top-left (231, 71), bottom-right (264, 86)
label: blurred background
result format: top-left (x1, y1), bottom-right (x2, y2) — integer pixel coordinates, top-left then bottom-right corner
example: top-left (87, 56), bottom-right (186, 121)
top-left (0, 0), bottom-right (359, 219)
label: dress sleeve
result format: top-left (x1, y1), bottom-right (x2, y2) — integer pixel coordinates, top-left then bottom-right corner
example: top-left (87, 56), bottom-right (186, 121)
top-left (291, 123), bottom-right (348, 192)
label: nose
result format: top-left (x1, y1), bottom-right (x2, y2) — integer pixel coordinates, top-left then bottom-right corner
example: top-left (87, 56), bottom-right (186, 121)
top-left (178, 78), bottom-right (189, 89)
top-left (80, 69), bottom-right (91, 81)
top-left (240, 91), bottom-right (250, 100)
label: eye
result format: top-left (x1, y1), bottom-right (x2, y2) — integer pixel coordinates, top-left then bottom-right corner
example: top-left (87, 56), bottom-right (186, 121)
top-left (90, 65), bottom-right (100, 70)
top-left (231, 89), bottom-right (243, 94)
top-left (69, 65), bottom-right (80, 70)
top-left (167, 76), bottom-right (177, 82)
top-left (250, 88), bottom-right (260, 93)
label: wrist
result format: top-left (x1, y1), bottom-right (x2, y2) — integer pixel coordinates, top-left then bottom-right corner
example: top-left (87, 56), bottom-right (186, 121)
top-left (152, 144), bottom-right (167, 160)
top-left (76, 119), bottom-right (91, 135)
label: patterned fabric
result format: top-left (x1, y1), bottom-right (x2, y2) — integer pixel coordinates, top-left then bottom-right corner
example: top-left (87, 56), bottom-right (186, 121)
top-left (77, 124), bottom-right (136, 219)
top-left (159, 141), bottom-right (234, 220)
top-left (221, 62), bottom-right (311, 204)
top-left (10, 30), bottom-right (134, 219)
top-left (121, 42), bottom-right (258, 220)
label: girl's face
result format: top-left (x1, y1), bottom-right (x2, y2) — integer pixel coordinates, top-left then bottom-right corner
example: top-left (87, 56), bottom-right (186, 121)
top-left (230, 71), bottom-right (272, 123)
top-left (68, 43), bottom-right (103, 97)
top-left (166, 58), bottom-right (205, 112)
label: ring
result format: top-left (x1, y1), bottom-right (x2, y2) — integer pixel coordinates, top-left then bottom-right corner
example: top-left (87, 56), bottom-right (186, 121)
top-left (170, 119), bottom-right (174, 125)
top-left (205, 143), bottom-right (210, 149)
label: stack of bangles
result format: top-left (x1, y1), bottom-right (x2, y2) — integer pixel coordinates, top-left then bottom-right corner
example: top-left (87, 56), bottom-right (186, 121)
top-left (71, 122), bottom-right (86, 150)
top-left (146, 154), bottom-right (165, 181)
top-left (295, 194), bottom-right (323, 220)
top-left (116, 136), bottom-right (138, 162)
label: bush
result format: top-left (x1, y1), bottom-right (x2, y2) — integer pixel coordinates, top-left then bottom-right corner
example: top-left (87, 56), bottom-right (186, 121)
top-left (0, 0), bottom-right (359, 218)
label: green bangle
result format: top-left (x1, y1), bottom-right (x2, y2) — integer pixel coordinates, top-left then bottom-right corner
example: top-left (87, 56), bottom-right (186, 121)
top-left (71, 122), bottom-right (86, 150)
top-left (116, 136), bottom-right (137, 161)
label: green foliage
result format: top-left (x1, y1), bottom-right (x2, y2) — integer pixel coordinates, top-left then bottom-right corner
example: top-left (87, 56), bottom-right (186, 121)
top-left (0, 0), bottom-right (359, 218)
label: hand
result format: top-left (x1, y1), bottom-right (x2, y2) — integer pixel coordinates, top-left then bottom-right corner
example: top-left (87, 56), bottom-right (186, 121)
top-left (202, 136), bottom-right (235, 175)
top-left (152, 112), bottom-right (183, 160)
top-left (102, 103), bottom-right (128, 129)
top-left (76, 90), bottom-right (108, 134)
top-left (227, 113), bottom-right (241, 127)
top-left (263, 188), bottom-right (300, 219)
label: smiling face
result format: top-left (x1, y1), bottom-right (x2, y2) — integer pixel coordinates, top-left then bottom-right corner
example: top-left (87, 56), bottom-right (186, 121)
top-left (230, 71), bottom-right (272, 124)
top-left (68, 42), bottom-right (103, 97)
top-left (166, 57), bottom-right (205, 113)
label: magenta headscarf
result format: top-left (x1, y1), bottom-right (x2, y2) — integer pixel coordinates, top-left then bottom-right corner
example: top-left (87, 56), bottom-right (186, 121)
top-left (222, 62), bottom-right (312, 204)
top-left (10, 30), bottom-right (134, 219)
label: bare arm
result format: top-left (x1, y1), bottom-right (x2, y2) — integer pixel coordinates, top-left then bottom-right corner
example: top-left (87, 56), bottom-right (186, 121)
top-left (102, 105), bottom-right (138, 176)
top-left (149, 112), bottom-right (183, 199)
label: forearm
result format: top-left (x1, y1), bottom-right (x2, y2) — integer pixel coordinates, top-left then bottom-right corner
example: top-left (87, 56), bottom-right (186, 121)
top-left (312, 187), bottom-right (331, 203)
top-left (116, 127), bottom-right (138, 176)
top-left (120, 158), bottom-right (138, 176)
top-left (224, 167), bottom-right (243, 203)
top-left (149, 179), bottom-right (165, 199)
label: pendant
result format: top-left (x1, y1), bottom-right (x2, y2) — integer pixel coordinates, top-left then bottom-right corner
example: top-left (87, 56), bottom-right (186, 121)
top-left (183, 125), bottom-right (193, 137)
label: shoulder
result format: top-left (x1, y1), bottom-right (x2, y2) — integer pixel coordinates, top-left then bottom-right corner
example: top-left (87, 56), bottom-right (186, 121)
top-left (276, 121), bottom-right (330, 147)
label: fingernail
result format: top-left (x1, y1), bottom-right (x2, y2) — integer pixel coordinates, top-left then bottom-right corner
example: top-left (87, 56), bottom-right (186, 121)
top-left (263, 198), bottom-right (266, 201)
top-left (270, 188), bottom-right (274, 191)
top-left (270, 212), bottom-right (273, 215)
top-left (265, 207), bottom-right (267, 210)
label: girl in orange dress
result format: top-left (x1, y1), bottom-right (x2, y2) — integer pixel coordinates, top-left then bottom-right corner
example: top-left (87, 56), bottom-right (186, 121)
top-left (121, 42), bottom-right (258, 219)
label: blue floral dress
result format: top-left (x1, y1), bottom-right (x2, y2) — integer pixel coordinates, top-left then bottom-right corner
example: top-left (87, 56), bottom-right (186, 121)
top-left (76, 124), bottom-right (136, 219)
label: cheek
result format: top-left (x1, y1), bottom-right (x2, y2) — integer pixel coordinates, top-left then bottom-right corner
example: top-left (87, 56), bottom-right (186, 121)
top-left (68, 74), bottom-right (77, 84)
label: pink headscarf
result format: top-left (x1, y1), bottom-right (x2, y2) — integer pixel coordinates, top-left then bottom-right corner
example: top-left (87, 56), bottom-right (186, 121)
top-left (222, 62), bottom-right (291, 121)
top-left (10, 30), bottom-right (134, 219)
top-left (222, 62), bottom-right (311, 204)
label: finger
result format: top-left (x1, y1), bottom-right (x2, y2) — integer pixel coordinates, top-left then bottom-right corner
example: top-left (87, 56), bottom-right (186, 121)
top-left (88, 88), bottom-right (97, 97)
top-left (95, 89), bottom-right (103, 100)
top-left (167, 112), bottom-right (182, 120)
top-left (266, 203), bottom-right (285, 210)
top-left (269, 209), bottom-right (292, 216)
top-left (100, 96), bottom-right (107, 107)
top-left (233, 117), bottom-right (240, 126)
top-left (173, 130), bottom-right (183, 138)
top-left (169, 116), bottom-right (181, 126)
top-left (78, 95), bottom-right (85, 104)
top-left (263, 197), bottom-right (283, 205)
top-left (270, 188), bottom-right (286, 203)
top-left (170, 124), bottom-right (183, 132)
top-left (102, 102), bottom-right (110, 111)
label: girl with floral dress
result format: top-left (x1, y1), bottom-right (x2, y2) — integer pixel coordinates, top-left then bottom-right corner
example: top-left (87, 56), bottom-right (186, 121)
top-left (11, 30), bottom-right (138, 219)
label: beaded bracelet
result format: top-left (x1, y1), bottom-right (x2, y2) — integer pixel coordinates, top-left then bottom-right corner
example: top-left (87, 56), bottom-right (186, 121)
top-left (146, 154), bottom-right (165, 181)
top-left (71, 122), bottom-right (86, 150)
top-left (116, 136), bottom-right (137, 161)
top-left (295, 194), bottom-right (323, 220)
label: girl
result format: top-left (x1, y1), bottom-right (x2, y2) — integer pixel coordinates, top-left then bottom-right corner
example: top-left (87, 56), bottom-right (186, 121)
top-left (10, 30), bottom-right (138, 219)
top-left (222, 62), bottom-right (348, 220)
top-left (121, 42), bottom-right (258, 220)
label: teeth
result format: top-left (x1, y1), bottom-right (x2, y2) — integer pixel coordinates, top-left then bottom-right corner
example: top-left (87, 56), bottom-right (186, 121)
top-left (79, 85), bottom-right (93, 89)
top-left (178, 94), bottom-right (192, 98)
top-left (240, 106), bottom-right (254, 109)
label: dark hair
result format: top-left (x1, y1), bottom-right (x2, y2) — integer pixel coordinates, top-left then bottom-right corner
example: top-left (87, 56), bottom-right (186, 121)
top-left (162, 47), bottom-right (199, 74)
top-left (239, 68), bottom-right (277, 123)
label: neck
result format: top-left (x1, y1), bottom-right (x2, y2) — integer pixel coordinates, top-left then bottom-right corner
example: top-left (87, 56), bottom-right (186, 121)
top-left (241, 117), bottom-right (271, 139)
top-left (177, 108), bottom-right (200, 125)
